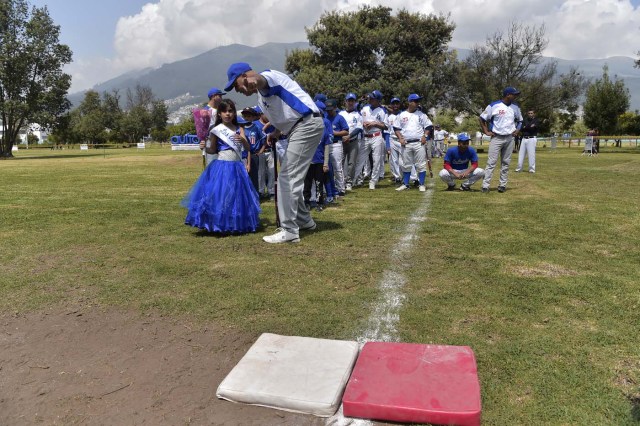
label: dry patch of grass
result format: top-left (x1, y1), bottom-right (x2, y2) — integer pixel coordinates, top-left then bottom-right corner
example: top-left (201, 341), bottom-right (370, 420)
top-left (510, 262), bottom-right (579, 278)
top-left (614, 359), bottom-right (640, 407)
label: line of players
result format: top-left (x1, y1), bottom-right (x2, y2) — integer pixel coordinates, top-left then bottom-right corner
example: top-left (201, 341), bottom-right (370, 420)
top-left (218, 90), bottom-right (485, 208)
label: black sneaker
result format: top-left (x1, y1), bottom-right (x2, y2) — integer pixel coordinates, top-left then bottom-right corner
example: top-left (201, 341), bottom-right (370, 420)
top-left (446, 185), bottom-right (456, 191)
top-left (460, 184), bottom-right (470, 191)
top-left (481, 187), bottom-right (489, 193)
top-left (413, 180), bottom-right (420, 187)
top-left (497, 186), bottom-right (506, 193)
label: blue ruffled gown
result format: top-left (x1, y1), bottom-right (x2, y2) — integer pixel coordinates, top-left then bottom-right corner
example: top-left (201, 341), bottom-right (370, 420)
top-left (182, 123), bottom-right (261, 233)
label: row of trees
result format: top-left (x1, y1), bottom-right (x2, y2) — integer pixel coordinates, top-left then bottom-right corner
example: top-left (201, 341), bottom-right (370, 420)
top-left (49, 85), bottom-right (169, 146)
top-left (286, 6), bottom-right (635, 137)
top-left (1, 3), bottom-right (638, 158)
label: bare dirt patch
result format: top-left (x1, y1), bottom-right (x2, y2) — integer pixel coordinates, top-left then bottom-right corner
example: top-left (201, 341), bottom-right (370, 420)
top-left (0, 307), bottom-right (324, 425)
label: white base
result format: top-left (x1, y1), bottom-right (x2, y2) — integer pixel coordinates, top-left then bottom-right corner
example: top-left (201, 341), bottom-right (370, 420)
top-left (217, 333), bottom-right (359, 417)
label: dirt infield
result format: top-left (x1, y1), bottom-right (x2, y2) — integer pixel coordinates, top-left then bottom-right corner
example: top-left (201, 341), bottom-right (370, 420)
top-left (0, 307), bottom-right (324, 425)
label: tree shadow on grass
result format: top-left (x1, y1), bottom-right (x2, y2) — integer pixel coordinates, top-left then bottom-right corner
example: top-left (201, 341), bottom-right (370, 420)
top-left (631, 396), bottom-right (640, 421)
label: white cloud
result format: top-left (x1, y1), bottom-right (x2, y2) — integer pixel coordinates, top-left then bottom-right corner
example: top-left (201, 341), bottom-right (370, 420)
top-left (69, 0), bottom-right (640, 92)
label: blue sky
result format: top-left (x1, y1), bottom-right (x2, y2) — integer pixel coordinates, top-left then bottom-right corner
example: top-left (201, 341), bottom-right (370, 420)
top-left (29, 0), bottom-right (640, 93)
top-left (32, 0), bottom-right (149, 58)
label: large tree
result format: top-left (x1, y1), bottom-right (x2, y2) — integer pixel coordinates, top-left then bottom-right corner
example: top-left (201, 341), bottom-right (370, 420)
top-left (583, 65), bottom-right (630, 135)
top-left (0, 0), bottom-right (72, 157)
top-left (75, 90), bottom-right (106, 144)
top-left (285, 6), bottom-right (456, 107)
top-left (451, 23), bottom-right (586, 133)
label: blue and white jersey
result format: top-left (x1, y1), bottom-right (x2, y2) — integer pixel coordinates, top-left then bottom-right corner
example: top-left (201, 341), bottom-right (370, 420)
top-left (393, 110), bottom-right (432, 140)
top-left (329, 114), bottom-right (349, 143)
top-left (244, 122), bottom-right (265, 154)
top-left (311, 118), bottom-right (333, 164)
top-left (386, 113), bottom-right (399, 140)
top-left (339, 109), bottom-right (364, 139)
top-left (256, 69), bottom-right (319, 135)
top-left (361, 105), bottom-right (387, 136)
top-left (444, 146), bottom-right (479, 171)
top-left (479, 101), bottom-right (523, 136)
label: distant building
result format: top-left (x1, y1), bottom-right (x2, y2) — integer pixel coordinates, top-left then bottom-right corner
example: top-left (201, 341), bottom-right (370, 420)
top-left (0, 120), bottom-right (48, 145)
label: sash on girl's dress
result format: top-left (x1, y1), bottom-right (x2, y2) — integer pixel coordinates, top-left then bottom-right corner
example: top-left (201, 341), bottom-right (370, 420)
top-left (212, 124), bottom-right (243, 158)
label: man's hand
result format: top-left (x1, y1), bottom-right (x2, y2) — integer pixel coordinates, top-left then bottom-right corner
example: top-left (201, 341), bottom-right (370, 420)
top-left (199, 140), bottom-right (206, 150)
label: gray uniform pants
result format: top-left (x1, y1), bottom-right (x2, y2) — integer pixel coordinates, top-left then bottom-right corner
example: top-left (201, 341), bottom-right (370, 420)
top-left (342, 138), bottom-right (359, 186)
top-left (482, 134), bottom-right (514, 189)
top-left (277, 116), bottom-right (325, 234)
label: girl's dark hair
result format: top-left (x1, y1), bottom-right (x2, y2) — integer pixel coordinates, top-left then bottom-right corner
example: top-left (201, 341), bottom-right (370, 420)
top-left (214, 99), bottom-right (238, 127)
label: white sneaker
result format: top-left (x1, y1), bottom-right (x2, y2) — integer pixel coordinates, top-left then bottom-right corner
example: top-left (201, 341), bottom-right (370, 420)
top-left (419, 185), bottom-right (426, 192)
top-left (396, 184), bottom-right (409, 191)
top-left (529, 170), bottom-right (535, 174)
top-left (263, 228), bottom-right (300, 244)
top-left (346, 184), bottom-right (353, 191)
top-left (515, 168), bottom-right (522, 172)
top-left (369, 182), bottom-right (376, 190)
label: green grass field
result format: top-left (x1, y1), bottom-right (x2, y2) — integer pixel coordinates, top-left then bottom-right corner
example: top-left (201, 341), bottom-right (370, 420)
top-left (1, 145), bottom-right (639, 424)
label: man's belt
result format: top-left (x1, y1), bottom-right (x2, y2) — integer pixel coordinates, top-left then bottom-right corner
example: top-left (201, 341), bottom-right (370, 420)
top-left (405, 139), bottom-right (421, 143)
top-left (364, 131), bottom-right (382, 138)
top-left (523, 136), bottom-right (536, 139)
top-left (290, 112), bottom-right (322, 134)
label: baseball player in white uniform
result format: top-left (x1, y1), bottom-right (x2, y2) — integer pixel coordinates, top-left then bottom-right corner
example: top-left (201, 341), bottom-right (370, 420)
top-left (479, 86), bottom-right (523, 193)
top-left (224, 62), bottom-right (324, 243)
top-left (356, 90), bottom-right (387, 190)
top-left (432, 125), bottom-right (449, 158)
top-left (385, 97), bottom-right (402, 183)
top-left (339, 93), bottom-right (363, 191)
top-left (394, 94), bottom-right (432, 192)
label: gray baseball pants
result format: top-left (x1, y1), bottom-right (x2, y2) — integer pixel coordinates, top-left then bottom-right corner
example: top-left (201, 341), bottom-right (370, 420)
top-left (277, 116), bottom-right (325, 234)
top-left (482, 134), bottom-right (514, 189)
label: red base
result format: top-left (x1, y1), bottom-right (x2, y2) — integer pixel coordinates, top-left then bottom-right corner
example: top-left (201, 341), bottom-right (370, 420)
top-left (342, 342), bottom-right (481, 426)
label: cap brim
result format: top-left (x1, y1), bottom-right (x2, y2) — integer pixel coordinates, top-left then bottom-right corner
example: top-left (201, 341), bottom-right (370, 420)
top-left (224, 80), bottom-right (236, 92)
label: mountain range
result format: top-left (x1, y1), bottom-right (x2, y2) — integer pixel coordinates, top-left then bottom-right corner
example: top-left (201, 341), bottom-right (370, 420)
top-left (67, 42), bottom-right (640, 120)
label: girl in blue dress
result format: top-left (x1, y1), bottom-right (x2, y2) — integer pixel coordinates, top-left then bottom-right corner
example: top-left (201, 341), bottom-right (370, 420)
top-left (182, 99), bottom-right (261, 233)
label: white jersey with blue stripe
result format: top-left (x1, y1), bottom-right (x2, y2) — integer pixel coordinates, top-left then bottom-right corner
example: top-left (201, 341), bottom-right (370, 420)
top-left (393, 110), bottom-right (432, 139)
top-left (339, 109), bottom-right (363, 136)
top-left (479, 100), bottom-right (523, 136)
top-left (257, 69), bottom-right (319, 135)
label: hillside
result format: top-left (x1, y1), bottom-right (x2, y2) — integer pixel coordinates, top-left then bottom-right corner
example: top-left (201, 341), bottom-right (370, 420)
top-left (67, 42), bottom-right (640, 120)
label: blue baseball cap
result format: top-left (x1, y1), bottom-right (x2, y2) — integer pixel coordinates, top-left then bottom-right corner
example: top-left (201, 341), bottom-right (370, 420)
top-left (224, 62), bottom-right (252, 91)
top-left (345, 93), bottom-right (357, 101)
top-left (237, 115), bottom-right (249, 125)
top-left (368, 90), bottom-right (383, 100)
top-left (390, 97), bottom-right (401, 103)
top-left (457, 132), bottom-right (471, 142)
top-left (315, 100), bottom-right (326, 111)
top-left (207, 87), bottom-right (226, 98)
top-left (314, 93), bottom-right (327, 102)
top-left (408, 93), bottom-right (422, 102)
top-left (325, 99), bottom-right (338, 111)
top-left (503, 86), bottom-right (521, 96)
top-left (253, 105), bottom-right (262, 114)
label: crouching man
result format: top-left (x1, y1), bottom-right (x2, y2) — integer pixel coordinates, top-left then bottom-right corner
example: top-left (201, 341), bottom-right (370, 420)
top-left (439, 133), bottom-right (485, 191)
